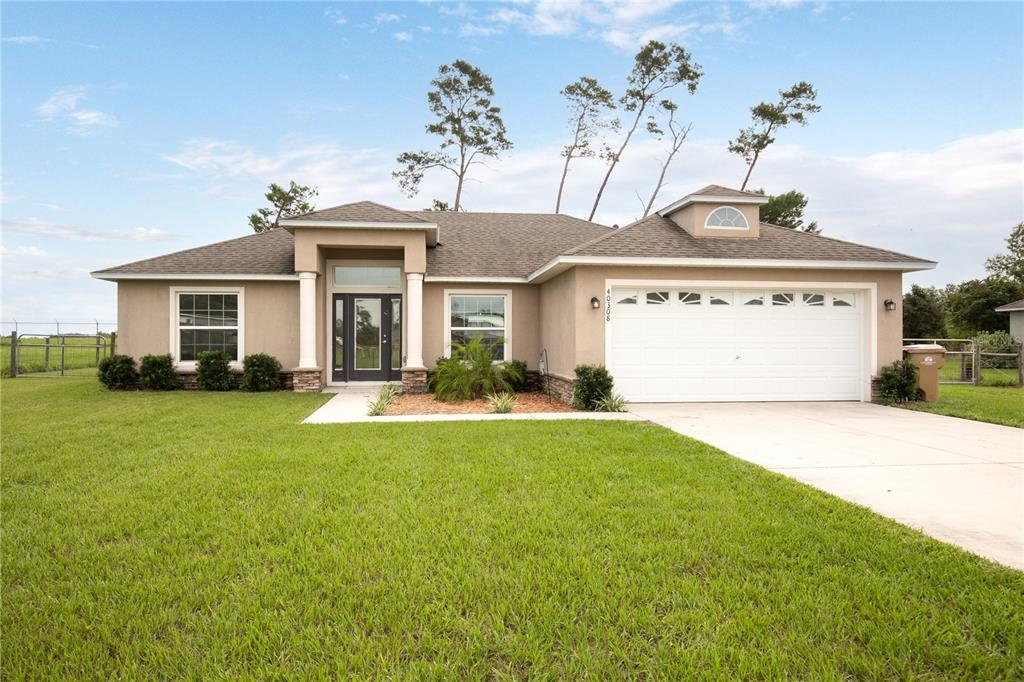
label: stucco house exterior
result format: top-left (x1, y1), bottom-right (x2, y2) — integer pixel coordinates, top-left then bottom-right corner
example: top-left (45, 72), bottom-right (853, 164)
top-left (995, 299), bottom-right (1024, 342)
top-left (91, 185), bottom-right (935, 402)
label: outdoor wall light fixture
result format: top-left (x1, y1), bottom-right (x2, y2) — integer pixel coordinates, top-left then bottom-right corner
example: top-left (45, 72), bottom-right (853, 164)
top-left (591, 296), bottom-right (601, 309)
top-left (884, 298), bottom-right (896, 312)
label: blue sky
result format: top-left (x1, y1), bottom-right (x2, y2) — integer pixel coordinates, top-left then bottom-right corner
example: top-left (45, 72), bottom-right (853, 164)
top-left (2, 0), bottom-right (1022, 327)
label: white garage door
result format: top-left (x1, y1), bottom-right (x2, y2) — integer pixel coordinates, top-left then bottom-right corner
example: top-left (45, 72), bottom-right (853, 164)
top-left (608, 287), bottom-right (864, 402)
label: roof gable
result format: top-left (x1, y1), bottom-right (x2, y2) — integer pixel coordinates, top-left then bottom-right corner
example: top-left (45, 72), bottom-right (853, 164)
top-left (286, 201), bottom-right (430, 224)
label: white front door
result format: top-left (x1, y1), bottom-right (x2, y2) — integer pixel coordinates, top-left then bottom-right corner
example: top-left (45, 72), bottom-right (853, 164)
top-left (608, 287), bottom-right (865, 402)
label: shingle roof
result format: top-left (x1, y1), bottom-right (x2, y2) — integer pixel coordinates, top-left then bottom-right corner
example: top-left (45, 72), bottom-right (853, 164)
top-left (409, 211), bottom-right (612, 278)
top-left (92, 200), bottom-right (934, 279)
top-left (995, 298), bottom-right (1024, 312)
top-left (690, 184), bottom-right (764, 198)
top-left (286, 201), bottom-right (430, 224)
top-left (92, 228), bottom-right (295, 276)
top-left (564, 214), bottom-right (934, 264)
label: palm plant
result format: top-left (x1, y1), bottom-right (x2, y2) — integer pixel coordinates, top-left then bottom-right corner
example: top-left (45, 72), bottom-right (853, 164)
top-left (433, 337), bottom-right (524, 402)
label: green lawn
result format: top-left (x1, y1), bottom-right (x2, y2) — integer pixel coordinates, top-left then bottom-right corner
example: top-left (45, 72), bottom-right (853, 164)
top-left (3, 380), bottom-right (1022, 678)
top-left (906, 384), bottom-right (1024, 428)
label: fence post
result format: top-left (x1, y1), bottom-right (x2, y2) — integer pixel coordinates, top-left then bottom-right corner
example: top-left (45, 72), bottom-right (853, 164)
top-left (1018, 343), bottom-right (1023, 387)
top-left (9, 331), bottom-right (17, 378)
top-left (110, 331), bottom-right (117, 356)
top-left (60, 335), bottom-right (66, 377)
top-left (44, 337), bottom-right (50, 371)
top-left (973, 340), bottom-right (981, 386)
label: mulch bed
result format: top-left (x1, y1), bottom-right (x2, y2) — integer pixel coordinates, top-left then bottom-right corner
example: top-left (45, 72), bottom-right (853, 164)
top-left (387, 391), bottom-right (576, 415)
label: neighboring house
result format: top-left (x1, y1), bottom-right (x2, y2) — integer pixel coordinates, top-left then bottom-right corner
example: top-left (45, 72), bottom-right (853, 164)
top-left (995, 299), bottom-right (1024, 342)
top-left (91, 185), bottom-right (935, 402)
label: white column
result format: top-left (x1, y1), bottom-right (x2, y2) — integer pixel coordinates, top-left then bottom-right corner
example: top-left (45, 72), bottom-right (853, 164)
top-left (298, 271), bottom-right (318, 368)
top-left (405, 272), bottom-right (425, 368)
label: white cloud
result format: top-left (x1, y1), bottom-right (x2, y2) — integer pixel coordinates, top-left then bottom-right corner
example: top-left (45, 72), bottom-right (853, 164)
top-left (2, 35), bottom-right (56, 45)
top-left (161, 128), bottom-right (1023, 289)
top-left (375, 12), bottom-right (404, 24)
top-left (35, 86), bottom-right (118, 135)
top-left (438, 2), bottom-right (475, 17)
top-left (392, 31), bottom-right (413, 42)
top-left (324, 7), bottom-right (347, 24)
top-left (1, 245), bottom-right (49, 257)
top-left (459, 23), bottom-right (504, 38)
top-left (2, 218), bottom-right (173, 242)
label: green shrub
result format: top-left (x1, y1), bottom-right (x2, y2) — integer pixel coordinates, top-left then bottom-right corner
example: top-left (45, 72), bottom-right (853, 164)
top-left (879, 359), bottom-right (921, 404)
top-left (505, 359), bottom-right (529, 392)
top-left (98, 354), bottom-right (139, 390)
top-left (241, 353), bottom-right (282, 391)
top-left (367, 385), bottom-right (399, 416)
top-left (595, 392), bottom-right (627, 413)
top-left (572, 364), bottom-right (614, 411)
top-left (433, 338), bottom-right (520, 401)
top-left (196, 351), bottom-right (233, 391)
top-left (977, 331), bottom-right (1018, 370)
top-left (139, 354), bottom-right (177, 390)
top-left (487, 392), bottom-right (517, 414)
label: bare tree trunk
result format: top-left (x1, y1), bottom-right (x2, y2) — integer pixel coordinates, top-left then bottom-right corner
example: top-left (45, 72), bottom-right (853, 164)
top-left (643, 122), bottom-right (692, 217)
top-left (588, 106), bottom-right (645, 222)
top-left (453, 176), bottom-right (464, 211)
top-left (555, 152), bottom-right (573, 214)
top-left (739, 152), bottom-right (758, 191)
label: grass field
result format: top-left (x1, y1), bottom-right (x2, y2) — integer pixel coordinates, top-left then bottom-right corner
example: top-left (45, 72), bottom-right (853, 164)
top-left (3, 379), bottom-right (1022, 678)
top-left (906, 384), bottom-right (1024, 428)
top-left (938, 352), bottom-right (1020, 386)
top-left (0, 335), bottom-right (114, 377)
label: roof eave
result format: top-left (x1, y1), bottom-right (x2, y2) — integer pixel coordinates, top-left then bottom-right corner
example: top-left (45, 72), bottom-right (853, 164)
top-left (657, 193), bottom-right (769, 217)
top-left (279, 219), bottom-right (439, 246)
top-left (90, 272), bottom-right (300, 282)
top-left (527, 256), bottom-right (937, 284)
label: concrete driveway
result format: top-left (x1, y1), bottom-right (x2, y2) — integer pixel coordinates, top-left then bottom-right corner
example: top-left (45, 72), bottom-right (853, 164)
top-left (629, 402), bottom-right (1023, 570)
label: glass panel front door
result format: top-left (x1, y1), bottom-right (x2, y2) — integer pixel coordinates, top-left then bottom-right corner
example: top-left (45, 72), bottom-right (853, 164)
top-left (331, 294), bottom-right (401, 382)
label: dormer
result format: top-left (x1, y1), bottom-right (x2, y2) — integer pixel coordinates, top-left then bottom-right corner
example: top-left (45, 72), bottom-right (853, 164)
top-left (656, 185), bottom-right (769, 239)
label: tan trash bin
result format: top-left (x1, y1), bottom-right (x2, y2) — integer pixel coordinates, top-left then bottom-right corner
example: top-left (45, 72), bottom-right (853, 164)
top-left (903, 344), bottom-right (946, 402)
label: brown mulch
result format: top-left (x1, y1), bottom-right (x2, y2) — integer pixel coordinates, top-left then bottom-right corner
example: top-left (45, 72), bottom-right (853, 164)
top-left (386, 391), bottom-right (577, 415)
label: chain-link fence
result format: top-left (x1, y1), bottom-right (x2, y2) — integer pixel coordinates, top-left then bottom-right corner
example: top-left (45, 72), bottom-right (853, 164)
top-left (904, 338), bottom-right (1023, 387)
top-left (2, 322), bottom-right (117, 378)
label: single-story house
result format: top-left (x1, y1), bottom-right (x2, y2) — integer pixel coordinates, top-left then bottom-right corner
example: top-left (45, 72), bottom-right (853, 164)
top-left (995, 298), bottom-right (1024, 342)
top-left (91, 185), bottom-right (935, 402)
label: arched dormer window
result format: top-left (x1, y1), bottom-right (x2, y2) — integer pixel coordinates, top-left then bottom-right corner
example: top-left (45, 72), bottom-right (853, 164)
top-left (705, 206), bottom-right (748, 230)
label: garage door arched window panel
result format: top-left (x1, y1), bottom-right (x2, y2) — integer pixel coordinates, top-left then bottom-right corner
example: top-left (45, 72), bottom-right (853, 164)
top-left (802, 293), bottom-right (826, 307)
top-left (772, 293), bottom-right (795, 306)
top-left (678, 291), bottom-right (701, 306)
top-left (740, 292), bottom-right (764, 306)
top-left (615, 290), bottom-right (638, 305)
top-left (705, 206), bottom-right (748, 230)
top-left (709, 291), bottom-right (732, 306)
top-left (645, 290), bottom-right (670, 305)
top-left (831, 292), bottom-right (855, 307)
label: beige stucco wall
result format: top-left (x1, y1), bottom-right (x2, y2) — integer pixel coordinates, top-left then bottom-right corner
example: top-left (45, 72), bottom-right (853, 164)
top-left (564, 265), bottom-right (904, 375)
top-left (292, 228), bottom-right (426, 274)
top-left (538, 269), bottom-right (577, 378)
top-left (668, 203), bottom-right (761, 239)
top-left (116, 280), bottom-right (299, 367)
top-left (423, 282), bottom-right (540, 369)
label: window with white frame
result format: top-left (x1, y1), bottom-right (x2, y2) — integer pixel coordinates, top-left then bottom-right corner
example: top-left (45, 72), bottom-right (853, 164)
top-left (176, 291), bottom-right (241, 362)
top-left (448, 294), bottom-right (508, 361)
top-left (705, 206), bottom-right (749, 229)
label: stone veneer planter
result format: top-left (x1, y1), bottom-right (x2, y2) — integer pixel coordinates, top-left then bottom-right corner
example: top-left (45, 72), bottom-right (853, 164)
top-left (540, 373), bottom-right (574, 405)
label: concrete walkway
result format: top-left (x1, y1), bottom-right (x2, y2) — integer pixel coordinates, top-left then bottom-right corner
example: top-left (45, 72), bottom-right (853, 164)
top-left (303, 388), bottom-right (642, 424)
top-left (629, 402), bottom-right (1024, 570)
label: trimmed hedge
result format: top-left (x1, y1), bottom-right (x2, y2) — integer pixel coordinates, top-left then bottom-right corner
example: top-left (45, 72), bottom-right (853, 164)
top-left (139, 354), bottom-right (177, 390)
top-left (98, 355), bottom-right (139, 390)
top-left (572, 364), bottom-right (614, 411)
top-left (241, 353), bottom-right (282, 392)
top-left (196, 351), bottom-right (233, 391)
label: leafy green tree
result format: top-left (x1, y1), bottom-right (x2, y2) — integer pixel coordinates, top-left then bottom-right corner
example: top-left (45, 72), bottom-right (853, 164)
top-left (641, 100), bottom-right (692, 217)
top-left (394, 60), bottom-right (512, 211)
top-left (944, 277), bottom-right (1024, 336)
top-left (730, 81), bottom-right (821, 191)
top-left (985, 221), bottom-right (1024, 283)
top-left (556, 77), bottom-right (617, 214)
top-left (423, 199), bottom-right (453, 211)
top-left (757, 189), bottom-right (820, 233)
top-left (248, 181), bottom-right (317, 233)
top-left (902, 285), bottom-right (946, 339)
top-left (588, 40), bottom-right (702, 221)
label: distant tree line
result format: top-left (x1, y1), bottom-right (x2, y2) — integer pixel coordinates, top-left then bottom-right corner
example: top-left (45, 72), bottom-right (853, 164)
top-left (903, 222), bottom-right (1024, 338)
